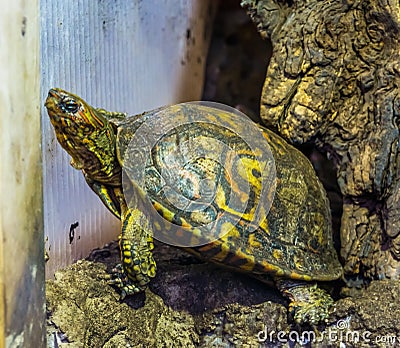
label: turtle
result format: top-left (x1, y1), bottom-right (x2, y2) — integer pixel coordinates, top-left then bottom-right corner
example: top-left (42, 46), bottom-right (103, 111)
top-left (45, 88), bottom-right (343, 325)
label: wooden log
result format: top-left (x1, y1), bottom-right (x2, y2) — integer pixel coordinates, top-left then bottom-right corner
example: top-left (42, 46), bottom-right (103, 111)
top-left (242, 0), bottom-right (400, 281)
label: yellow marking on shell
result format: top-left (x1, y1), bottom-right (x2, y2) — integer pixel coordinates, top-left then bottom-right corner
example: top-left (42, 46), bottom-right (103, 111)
top-left (214, 191), bottom-right (257, 224)
top-left (166, 105), bottom-right (199, 126)
top-left (239, 257), bottom-right (255, 271)
top-left (191, 228), bottom-right (202, 238)
top-left (224, 151), bottom-right (245, 199)
top-left (259, 260), bottom-right (285, 275)
top-left (213, 168), bottom-right (264, 223)
top-left (238, 148), bottom-right (263, 158)
top-left (219, 222), bottom-right (240, 240)
top-left (213, 186), bottom-right (249, 221)
top-left (237, 157), bottom-right (264, 193)
top-left (180, 219), bottom-right (193, 229)
top-left (258, 216), bottom-right (269, 234)
top-left (153, 201), bottom-right (173, 221)
top-left (214, 185), bottom-right (229, 210)
top-left (260, 130), bottom-right (286, 156)
top-left (272, 249), bottom-right (284, 261)
top-left (185, 227), bottom-right (203, 246)
top-left (217, 109), bottom-right (240, 129)
top-left (210, 244), bottom-right (230, 262)
top-left (203, 113), bottom-right (219, 124)
top-left (154, 221), bottom-right (161, 231)
top-left (229, 248), bottom-right (255, 271)
top-left (152, 201), bottom-right (193, 231)
top-left (248, 233), bottom-right (262, 248)
top-left (289, 272), bottom-right (312, 281)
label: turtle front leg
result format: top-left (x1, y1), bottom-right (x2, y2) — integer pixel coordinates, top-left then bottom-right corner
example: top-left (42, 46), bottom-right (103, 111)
top-left (108, 207), bottom-right (157, 298)
top-left (275, 278), bottom-right (334, 325)
top-left (84, 175), bottom-right (123, 220)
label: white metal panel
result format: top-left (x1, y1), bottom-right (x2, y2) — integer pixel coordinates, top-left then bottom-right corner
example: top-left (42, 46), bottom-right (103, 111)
top-left (41, 0), bottom-right (215, 278)
top-left (0, 1), bottom-right (45, 345)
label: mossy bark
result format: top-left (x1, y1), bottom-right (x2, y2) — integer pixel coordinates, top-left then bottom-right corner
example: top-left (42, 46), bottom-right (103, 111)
top-left (241, 0), bottom-right (400, 281)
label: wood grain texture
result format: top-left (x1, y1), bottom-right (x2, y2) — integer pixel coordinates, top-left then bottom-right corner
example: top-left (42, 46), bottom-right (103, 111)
top-left (242, 0), bottom-right (400, 281)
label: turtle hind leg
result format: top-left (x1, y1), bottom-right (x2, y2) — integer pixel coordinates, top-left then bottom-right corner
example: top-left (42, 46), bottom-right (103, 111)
top-left (275, 278), bottom-right (334, 325)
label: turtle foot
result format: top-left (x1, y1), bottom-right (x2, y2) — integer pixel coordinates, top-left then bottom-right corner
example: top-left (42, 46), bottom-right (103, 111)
top-left (105, 264), bottom-right (147, 299)
top-left (103, 235), bottom-right (157, 299)
top-left (276, 279), bottom-right (334, 325)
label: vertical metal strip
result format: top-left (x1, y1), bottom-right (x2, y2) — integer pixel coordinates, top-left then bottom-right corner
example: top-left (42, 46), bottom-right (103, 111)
top-left (0, 1), bottom-right (44, 346)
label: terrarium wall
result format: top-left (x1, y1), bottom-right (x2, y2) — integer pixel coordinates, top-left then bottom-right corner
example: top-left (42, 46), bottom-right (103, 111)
top-left (1, 1), bottom-right (44, 346)
top-left (41, 0), bottom-right (217, 278)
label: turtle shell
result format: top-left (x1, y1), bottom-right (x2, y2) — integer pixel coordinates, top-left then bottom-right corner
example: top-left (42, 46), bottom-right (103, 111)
top-left (115, 103), bottom-right (342, 282)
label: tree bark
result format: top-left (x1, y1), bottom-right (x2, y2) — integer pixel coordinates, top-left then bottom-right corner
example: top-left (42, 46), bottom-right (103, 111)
top-left (242, 0), bottom-right (400, 281)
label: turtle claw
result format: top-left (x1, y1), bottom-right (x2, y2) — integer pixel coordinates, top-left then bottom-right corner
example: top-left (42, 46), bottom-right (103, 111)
top-left (105, 263), bottom-right (148, 299)
top-left (107, 264), bottom-right (128, 285)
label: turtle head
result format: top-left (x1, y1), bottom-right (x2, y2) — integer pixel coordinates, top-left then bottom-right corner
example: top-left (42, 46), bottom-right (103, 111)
top-left (45, 88), bottom-right (121, 184)
top-left (45, 88), bottom-right (107, 133)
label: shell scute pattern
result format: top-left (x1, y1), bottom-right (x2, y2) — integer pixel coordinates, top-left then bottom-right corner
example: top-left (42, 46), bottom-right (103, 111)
top-left (116, 104), bottom-right (341, 281)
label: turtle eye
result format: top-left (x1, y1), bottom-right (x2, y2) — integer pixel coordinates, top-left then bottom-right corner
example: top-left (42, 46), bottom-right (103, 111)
top-left (61, 99), bottom-right (79, 114)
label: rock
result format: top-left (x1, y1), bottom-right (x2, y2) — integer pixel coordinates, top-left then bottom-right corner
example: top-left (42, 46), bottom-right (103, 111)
top-left (46, 241), bottom-right (400, 347)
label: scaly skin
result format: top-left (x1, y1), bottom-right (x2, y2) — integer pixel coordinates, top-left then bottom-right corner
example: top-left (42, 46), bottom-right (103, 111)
top-left (45, 88), bottom-right (156, 297)
top-left (276, 279), bottom-right (334, 325)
